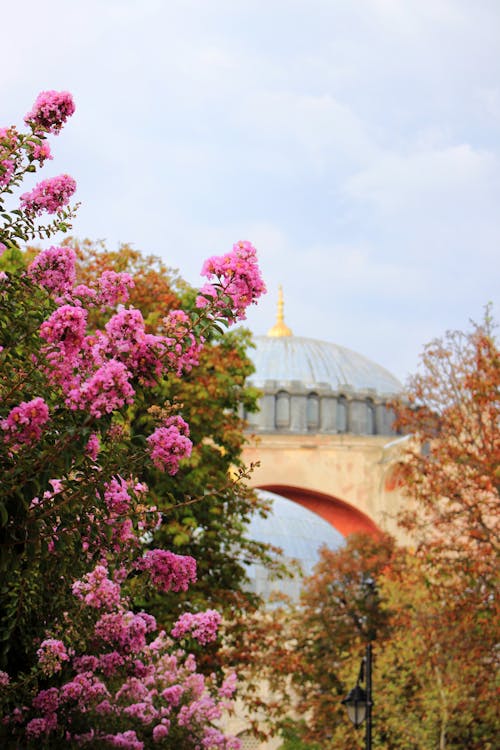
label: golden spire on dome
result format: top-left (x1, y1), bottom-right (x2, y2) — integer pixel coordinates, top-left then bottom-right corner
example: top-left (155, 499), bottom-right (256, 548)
top-left (267, 285), bottom-right (293, 337)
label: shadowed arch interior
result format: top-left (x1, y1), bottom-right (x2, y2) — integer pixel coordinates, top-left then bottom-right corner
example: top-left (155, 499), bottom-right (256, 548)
top-left (257, 484), bottom-right (382, 539)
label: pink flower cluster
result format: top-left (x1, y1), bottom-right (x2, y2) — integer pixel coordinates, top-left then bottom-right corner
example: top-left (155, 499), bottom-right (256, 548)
top-left (147, 415), bottom-right (192, 474)
top-left (20, 173), bottom-right (76, 216)
top-left (27, 245), bottom-right (76, 296)
top-left (196, 240), bottom-right (266, 323)
top-left (171, 610), bottom-right (221, 645)
top-left (24, 90), bottom-right (75, 135)
top-left (70, 359), bottom-right (135, 417)
top-left (105, 308), bottom-right (166, 384)
top-left (95, 611), bottom-right (157, 655)
top-left (29, 139), bottom-right (52, 165)
top-left (1, 156), bottom-right (15, 188)
top-left (86, 432), bottom-right (100, 461)
top-left (0, 670), bottom-right (10, 687)
top-left (161, 309), bottom-right (203, 375)
top-left (1, 397), bottom-right (49, 449)
top-left (72, 565), bottom-right (122, 611)
top-left (40, 304), bottom-right (87, 353)
top-left (36, 638), bottom-right (70, 676)
top-left (136, 549), bottom-right (197, 593)
top-left (97, 270), bottom-right (135, 307)
top-left (104, 476), bottom-right (132, 516)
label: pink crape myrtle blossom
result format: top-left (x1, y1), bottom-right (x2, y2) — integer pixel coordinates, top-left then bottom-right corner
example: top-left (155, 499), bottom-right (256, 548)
top-left (24, 90), bottom-right (75, 135)
top-left (147, 415), bottom-right (192, 474)
top-left (32, 687), bottom-right (59, 714)
top-left (219, 671), bottom-right (238, 700)
top-left (0, 157), bottom-right (15, 188)
top-left (103, 476), bottom-right (132, 516)
top-left (98, 651), bottom-right (125, 677)
top-left (196, 240), bottom-right (266, 323)
top-left (69, 359), bottom-right (135, 417)
top-left (94, 611), bottom-right (156, 655)
top-left (171, 610), bottom-right (221, 645)
top-left (136, 549), bottom-right (197, 593)
top-left (37, 638), bottom-right (70, 676)
top-left (152, 722), bottom-right (170, 741)
top-left (1, 397), bottom-right (49, 448)
top-left (40, 304), bottom-right (87, 353)
top-left (162, 309), bottom-right (203, 375)
top-left (105, 308), bottom-right (167, 383)
top-left (27, 245), bottom-right (76, 295)
top-left (86, 432), bottom-right (100, 460)
top-left (20, 173), bottom-right (76, 216)
top-left (29, 139), bottom-right (52, 165)
top-left (59, 671), bottom-right (109, 709)
top-left (97, 270), bottom-right (135, 307)
top-left (71, 282), bottom-right (98, 305)
top-left (25, 717), bottom-right (49, 739)
top-left (72, 565), bottom-right (122, 611)
top-left (0, 670), bottom-right (10, 687)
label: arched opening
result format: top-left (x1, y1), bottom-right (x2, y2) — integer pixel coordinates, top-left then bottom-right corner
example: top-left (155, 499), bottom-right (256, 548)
top-left (256, 483), bottom-right (382, 539)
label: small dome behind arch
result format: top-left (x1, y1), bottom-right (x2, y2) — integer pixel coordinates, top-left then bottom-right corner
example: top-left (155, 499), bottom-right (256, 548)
top-left (245, 491), bottom-right (344, 601)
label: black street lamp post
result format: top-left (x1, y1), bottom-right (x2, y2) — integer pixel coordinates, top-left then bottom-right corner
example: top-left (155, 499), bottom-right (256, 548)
top-left (342, 641), bottom-right (373, 749)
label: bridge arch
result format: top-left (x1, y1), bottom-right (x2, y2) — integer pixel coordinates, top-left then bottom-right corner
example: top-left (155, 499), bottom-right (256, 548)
top-left (256, 484), bottom-right (382, 539)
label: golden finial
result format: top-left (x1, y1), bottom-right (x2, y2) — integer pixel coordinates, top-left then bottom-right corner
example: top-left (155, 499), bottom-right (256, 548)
top-left (267, 285), bottom-right (293, 337)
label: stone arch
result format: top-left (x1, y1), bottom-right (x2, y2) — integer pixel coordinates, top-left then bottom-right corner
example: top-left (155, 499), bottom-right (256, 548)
top-left (256, 483), bottom-right (382, 539)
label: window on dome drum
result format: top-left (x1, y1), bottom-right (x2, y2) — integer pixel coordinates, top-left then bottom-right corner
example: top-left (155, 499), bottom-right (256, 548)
top-left (337, 395), bottom-right (347, 433)
top-left (307, 393), bottom-right (320, 430)
top-left (275, 391), bottom-right (290, 429)
top-left (366, 399), bottom-right (375, 435)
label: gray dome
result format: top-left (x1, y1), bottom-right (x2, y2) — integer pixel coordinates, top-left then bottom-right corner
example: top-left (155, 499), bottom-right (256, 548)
top-left (249, 335), bottom-right (402, 396)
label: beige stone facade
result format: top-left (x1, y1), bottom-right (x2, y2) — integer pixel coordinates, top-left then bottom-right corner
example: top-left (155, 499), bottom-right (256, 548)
top-left (243, 431), bottom-right (410, 543)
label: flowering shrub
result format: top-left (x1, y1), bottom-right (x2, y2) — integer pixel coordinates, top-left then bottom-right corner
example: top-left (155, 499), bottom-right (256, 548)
top-left (0, 91), bottom-right (266, 748)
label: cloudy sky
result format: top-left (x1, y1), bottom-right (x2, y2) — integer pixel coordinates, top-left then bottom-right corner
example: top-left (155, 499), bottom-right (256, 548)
top-left (3, 0), bottom-right (499, 382)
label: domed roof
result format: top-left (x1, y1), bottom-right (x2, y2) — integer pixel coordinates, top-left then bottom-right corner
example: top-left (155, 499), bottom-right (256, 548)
top-left (248, 287), bottom-right (402, 396)
top-left (250, 334), bottom-right (402, 396)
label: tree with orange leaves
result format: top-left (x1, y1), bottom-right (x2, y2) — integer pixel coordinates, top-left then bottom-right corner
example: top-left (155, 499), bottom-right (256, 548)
top-left (394, 308), bottom-right (499, 578)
